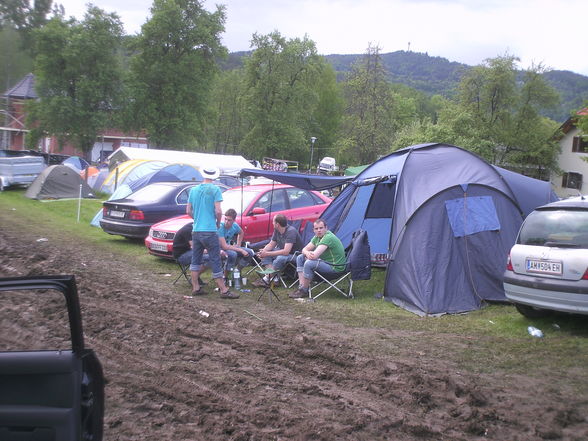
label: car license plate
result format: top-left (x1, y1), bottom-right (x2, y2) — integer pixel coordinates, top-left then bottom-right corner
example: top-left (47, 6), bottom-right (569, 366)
top-left (109, 210), bottom-right (125, 218)
top-left (150, 242), bottom-right (168, 252)
top-left (526, 259), bottom-right (562, 275)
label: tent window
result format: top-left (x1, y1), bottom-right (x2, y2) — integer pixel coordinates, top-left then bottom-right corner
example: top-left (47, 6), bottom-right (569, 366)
top-left (365, 182), bottom-right (395, 218)
top-left (445, 196), bottom-right (501, 238)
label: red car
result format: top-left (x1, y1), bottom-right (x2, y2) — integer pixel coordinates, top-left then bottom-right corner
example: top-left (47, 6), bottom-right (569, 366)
top-left (145, 184), bottom-right (332, 259)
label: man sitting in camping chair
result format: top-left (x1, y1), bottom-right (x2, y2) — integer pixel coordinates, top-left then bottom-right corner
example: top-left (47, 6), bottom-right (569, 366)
top-left (172, 221), bottom-right (218, 287)
top-left (253, 214), bottom-right (304, 287)
top-left (218, 208), bottom-right (254, 275)
top-left (290, 218), bottom-right (346, 299)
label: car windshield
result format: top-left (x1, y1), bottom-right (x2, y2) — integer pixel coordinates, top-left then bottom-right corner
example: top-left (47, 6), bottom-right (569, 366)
top-left (518, 209), bottom-right (588, 248)
top-left (128, 183), bottom-right (178, 202)
top-left (221, 188), bottom-right (261, 214)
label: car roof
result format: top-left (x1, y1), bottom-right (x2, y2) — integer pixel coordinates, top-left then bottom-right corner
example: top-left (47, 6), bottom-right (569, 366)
top-left (536, 195), bottom-right (588, 210)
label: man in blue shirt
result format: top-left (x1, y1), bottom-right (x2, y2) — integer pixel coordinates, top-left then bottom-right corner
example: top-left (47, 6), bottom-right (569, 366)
top-left (218, 208), bottom-right (254, 273)
top-left (187, 167), bottom-right (238, 299)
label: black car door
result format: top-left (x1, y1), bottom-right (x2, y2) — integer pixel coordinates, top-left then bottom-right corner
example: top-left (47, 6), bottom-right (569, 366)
top-left (0, 275), bottom-right (104, 441)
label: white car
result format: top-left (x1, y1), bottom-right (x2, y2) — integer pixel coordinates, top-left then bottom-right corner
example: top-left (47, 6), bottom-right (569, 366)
top-left (504, 196), bottom-right (588, 318)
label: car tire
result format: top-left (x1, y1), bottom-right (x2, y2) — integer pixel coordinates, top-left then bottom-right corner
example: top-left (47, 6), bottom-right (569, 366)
top-left (515, 303), bottom-right (551, 319)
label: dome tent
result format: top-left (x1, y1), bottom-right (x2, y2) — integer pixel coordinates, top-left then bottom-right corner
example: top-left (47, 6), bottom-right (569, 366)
top-left (25, 165), bottom-right (95, 200)
top-left (100, 160), bottom-right (167, 194)
top-left (317, 143), bottom-right (558, 315)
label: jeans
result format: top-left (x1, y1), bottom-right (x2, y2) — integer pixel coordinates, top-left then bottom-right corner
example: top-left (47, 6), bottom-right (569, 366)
top-left (261, 253), bottom-right (296, 271)
top-left (180, 250), bottom-right (212, 267)
top-left (225, 247), bottom-right (254, 271)
top-left (191, 231), bottom-right (223, 279)
top-left (296, 254), bottom-right (343, 281)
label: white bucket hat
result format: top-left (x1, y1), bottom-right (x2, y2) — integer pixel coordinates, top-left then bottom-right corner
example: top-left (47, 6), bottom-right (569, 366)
top-left (201, 166), bottom-right (220, 180)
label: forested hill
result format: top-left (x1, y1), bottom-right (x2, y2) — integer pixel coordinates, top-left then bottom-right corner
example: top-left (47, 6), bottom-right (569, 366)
top-left (225, 50), bottom-right (588, 122)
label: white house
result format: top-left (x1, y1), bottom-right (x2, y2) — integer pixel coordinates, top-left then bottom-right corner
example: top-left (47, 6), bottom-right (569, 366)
top-left (551, 108), bottom-right (588, 198)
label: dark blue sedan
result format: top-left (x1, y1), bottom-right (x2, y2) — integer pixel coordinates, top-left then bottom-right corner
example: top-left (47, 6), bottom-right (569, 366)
top-left (99, 181), bottom-right (228, 239)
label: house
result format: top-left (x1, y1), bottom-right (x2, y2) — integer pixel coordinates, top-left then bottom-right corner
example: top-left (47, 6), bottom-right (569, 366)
top-left (0, 73), bottom-right (148, 163)
top-left (551, 108), bottom-right (588, 198)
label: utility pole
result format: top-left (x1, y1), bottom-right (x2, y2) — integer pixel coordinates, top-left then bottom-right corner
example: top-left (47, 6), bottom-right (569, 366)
top-left (309, 136), bottom-right (317, 173)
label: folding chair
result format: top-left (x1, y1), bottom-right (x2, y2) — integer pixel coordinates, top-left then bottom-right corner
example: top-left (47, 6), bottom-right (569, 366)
top-left (308, 229), bottom-right (371, 300)
top-left (173, 261), bottom-right (191, 286)
top-left (244, 239), bottom-right (269, 277)
top-left (255, 268), bottom-right (281, 302)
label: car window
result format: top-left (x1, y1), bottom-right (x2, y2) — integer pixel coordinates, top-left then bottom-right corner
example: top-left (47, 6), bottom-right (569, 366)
top-left (253, 189), bottom-right (287, 212)
top-left (286, 188), bottom-right (316, 209)
top-left (128, 183), bottom-right (174, 201)
top-left (519, 209), bottom-right (588, 247)
top-left (310, 192), bottom-right (327, 205)
top-left (177, 186), bottom-right (197, 204)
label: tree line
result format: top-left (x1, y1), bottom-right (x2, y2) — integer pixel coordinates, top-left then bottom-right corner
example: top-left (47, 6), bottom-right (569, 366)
top-left (1, 0), bottom-right (580, 176)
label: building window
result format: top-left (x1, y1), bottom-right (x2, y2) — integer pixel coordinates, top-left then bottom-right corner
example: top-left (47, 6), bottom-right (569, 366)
top-left (572, 136), bottom-right (588, 153)
top-left (562, 172), bottom-right (583, 190)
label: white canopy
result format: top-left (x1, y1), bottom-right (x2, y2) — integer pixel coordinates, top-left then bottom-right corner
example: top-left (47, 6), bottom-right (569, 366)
top-left (107, 147), bottom-right (257, 176)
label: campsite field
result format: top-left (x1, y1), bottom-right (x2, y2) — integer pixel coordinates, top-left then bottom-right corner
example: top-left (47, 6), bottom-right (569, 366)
top-left (1, 189), bottom-right (587, 440)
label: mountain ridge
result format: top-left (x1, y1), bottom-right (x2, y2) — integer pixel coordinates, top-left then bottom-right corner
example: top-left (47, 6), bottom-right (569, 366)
top-left (224, 50), bottom-right (588, 122)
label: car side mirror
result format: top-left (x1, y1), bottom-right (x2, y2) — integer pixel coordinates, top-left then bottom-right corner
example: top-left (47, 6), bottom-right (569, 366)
top-left (250, 207), bottom-right (266, 215)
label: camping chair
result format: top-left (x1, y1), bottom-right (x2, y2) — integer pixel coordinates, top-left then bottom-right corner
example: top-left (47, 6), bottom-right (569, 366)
top-left (255, 268), bottom-right (282, 303)
top-left (244, 219), bottom-right (303, 288)
top-left (308, 229), bottom-right (371, 300)
top-left (244, 239), bottom-right (270, 277)
top-left (173, 261), bottom-right (192, 286)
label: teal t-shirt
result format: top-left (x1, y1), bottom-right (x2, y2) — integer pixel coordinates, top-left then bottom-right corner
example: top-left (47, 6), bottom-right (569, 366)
top-left (218, 221), bottom-right (242, 243)
top-left (311, 230), bottom-right (346, 272)
top-left (187, 183), bottom-right (223, 232)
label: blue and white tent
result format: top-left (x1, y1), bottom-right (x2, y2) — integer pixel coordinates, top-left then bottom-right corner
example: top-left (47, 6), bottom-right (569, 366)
top-left (317, 143), bottom-right (558, 315)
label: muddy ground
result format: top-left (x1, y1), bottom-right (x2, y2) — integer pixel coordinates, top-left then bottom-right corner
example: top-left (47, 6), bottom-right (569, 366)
top-left (0, 220), bottom-right (587, 441)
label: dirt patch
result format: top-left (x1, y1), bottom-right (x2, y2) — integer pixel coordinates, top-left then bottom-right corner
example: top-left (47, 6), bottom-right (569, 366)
top-left (0, 222), bottom-right (587, 440)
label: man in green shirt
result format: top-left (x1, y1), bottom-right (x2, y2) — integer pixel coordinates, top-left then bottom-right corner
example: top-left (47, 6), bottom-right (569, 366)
top-left (290, 218), bottom-right (346, 299)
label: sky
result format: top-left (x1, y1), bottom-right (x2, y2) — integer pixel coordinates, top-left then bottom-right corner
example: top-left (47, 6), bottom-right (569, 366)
top-left (57, 0), bottom-right (588, 76)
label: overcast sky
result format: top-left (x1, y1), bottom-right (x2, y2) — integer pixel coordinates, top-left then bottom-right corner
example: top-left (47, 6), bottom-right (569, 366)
top-left (57, 0), bottom-right (588, 76)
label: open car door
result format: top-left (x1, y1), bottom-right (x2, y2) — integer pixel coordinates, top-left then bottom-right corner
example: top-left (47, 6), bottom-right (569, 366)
top-left (0, 275), bottom-right (104, 441)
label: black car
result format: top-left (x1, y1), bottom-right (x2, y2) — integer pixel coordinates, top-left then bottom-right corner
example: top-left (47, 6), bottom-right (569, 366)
top-left (100, 181), bottom-right (228, 239)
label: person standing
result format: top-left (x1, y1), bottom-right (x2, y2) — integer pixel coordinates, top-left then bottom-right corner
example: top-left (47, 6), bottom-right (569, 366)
top-left (187, 167), bottom-right (238, 299)
top-left (291, 218), bottom-right (346, 298)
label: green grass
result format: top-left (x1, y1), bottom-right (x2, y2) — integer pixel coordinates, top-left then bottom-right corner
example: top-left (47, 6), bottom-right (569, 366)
top-left (2, 187), bottom-right (588, 380)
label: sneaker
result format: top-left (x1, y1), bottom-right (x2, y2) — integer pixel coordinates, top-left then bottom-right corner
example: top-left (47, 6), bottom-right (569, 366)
top-left (192, 287), bottom-right (208, 296)
top-left (289, 288), bottom-right (307, 299)
top-left (220, 289), bottom-right (240, 299)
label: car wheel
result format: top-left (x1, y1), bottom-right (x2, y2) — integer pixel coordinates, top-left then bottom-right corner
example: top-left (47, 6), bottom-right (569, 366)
top-left (515, 303), bottom-right (551, 319)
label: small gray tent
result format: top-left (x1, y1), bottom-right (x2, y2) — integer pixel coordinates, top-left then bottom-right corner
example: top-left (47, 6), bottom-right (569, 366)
top-left (25, 165), bottom-right (95, 200)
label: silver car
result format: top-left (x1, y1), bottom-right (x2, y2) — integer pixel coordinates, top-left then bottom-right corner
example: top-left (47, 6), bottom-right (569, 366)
top-left (504, 196), bottom-right (588, 318)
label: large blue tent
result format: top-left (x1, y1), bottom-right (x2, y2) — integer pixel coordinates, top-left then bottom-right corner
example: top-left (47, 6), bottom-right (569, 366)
top-left (319, 143), bottom-right (558, 315)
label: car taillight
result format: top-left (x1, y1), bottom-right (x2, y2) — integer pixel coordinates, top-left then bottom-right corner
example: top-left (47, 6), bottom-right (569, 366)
top-left (583, 268), bottom-right (588, 280)
top-left (506, 253), bottom-right (514, 271)
top-left (102, 207), bottom-right (107, 216)
top-left (129, 210), bottom-right (144, 220)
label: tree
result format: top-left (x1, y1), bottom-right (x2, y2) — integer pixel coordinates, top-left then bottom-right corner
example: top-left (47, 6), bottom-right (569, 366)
top-left (0, 0), bottom-right (62, 51)
top-left (205, 68), bottom-right (249, 154)
top-left (395, 54), bottom-right (560, 177)
top-left (338, 44), bottom-right (397, 165)
top-left (240, 31), bottom-right (324, 164)
top-left (307, 63), bottom-right (344, 164)
top-left (123, 0), bottom-right (226, 149)
top-left (27, 7), bottom-right (124, 156)
top-left (0, 25), bottom-right (32, 94)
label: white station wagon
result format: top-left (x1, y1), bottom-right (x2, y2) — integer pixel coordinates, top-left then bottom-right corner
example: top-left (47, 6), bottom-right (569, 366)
top-left (504, 196), bottom-right (588, 318)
